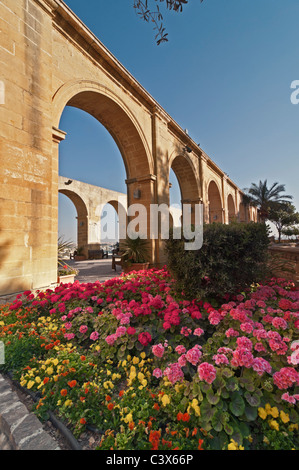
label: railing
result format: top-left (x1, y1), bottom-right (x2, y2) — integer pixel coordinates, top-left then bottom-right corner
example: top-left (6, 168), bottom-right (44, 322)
top-left (268, 244), bottom-right (299, 285)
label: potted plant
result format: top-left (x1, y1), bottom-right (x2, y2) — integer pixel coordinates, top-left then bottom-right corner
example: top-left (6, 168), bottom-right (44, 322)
top-left (74, 246), bottom-right (86, 261)
top-left (121, 236), bottom-right (150, 273)
top-left (57, 264), bottom-right (78, 284)
top-left (57, 236), bottom-right (79, 283)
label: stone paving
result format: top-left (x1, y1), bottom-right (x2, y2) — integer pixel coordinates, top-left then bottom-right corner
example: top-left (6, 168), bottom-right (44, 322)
top-left (68, 257), bottom-right (123, 284)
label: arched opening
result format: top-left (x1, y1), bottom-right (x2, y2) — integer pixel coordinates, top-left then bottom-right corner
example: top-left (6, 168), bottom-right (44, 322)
top-left (54, 83), bottom-right (154, 262)
top-left (58, 188), bottom-right (88, 252)
top-left (170, 154), bottom-right (200, 226)
top-left (100, 200), bottom-right (128, 252)
top-left (227, 194), bottom-right (236, 223)
top-left (208, 180), bottom-right (223, 223)
top-left (169, 168), bottom-right (182, 228)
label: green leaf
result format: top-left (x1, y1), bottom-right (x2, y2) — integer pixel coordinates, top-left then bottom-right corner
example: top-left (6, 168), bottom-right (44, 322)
top-left (212, 411), bottom-right (223, 432)
top-left (229, 392), bottom-right (245, 417)
top-left (244, 391), bottom-right (261, 407)
top-left (244, 404), bottom-right (258, 421)
top-left (200, 399), bottom-right (215, 422)
top-left (225, 377), bottom-right (238, 392)
top-left (224, 422), bottom-right (234, 436)
top-left (207, 389), bottom-right (220, 405)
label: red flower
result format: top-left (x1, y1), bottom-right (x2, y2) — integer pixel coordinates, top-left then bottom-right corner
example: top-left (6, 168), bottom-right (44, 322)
top-left (138, 332), bottom-right (152, 346)
top-left (182, 413), bottom-right (190, 422)
top-left (68, 380), bottom-right (77, 388)
top-left (127, 327), bottom-right (136, 335)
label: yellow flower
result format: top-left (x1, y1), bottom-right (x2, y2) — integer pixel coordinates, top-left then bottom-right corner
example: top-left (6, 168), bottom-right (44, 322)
top-left (127, 355), bottom-right (132, 361)
top-left (280, 410), bottom-right (290, 424)
top-left (228, 439), bottom-right (243, 450)
top-left (265, 403), bottom-right (271, 414)
top-left (140, 352), bottom-right (146, 359)
top-left (269, 420), bottom-right (279, 432)
top-left (138, 372), bottom-right (145, 381)
top-left (132, 357), bottom-right (139, 365)
top-left (270, 406), bottom-right (279, 418)
top-left (52, 358), bottom-right (59, 366)
top-left (161, 394), bottom-right (170, 407)
top-left (64, 400), bottom-right (72, 407)
top-left (35, 377), bottom-right (41, 384)
top-left (46, 367), bottom-right (53, 375)
top-left (258, 407), bottom-right (267, 420)
top-left (123, 413), bottom-right (133, 423)
top-left (27, 380), bottom-right (35, 389)
top-left (228, 440), bottom-right (238, 450)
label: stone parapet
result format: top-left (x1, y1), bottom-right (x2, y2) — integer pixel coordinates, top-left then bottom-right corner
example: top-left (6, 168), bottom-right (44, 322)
top-left (268, 244), bottom-right (299, 285)
top-left (0, 374), bottom-right (60, 450)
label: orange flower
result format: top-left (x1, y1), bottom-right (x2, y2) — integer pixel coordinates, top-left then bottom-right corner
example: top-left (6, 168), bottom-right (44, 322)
top-left (80, 355), bottom-right (86, 361)
top-left (43, 377), bottom-right (49, 385)
top-left (80, 418), bottom-right (86, 425)
top-left (105, 395), bottom-right (112, 402)
top-left (119, 390), bottom-right (124, 397)
top-left (107, 403), bottom-right (114, 411)
top-left (60, 389), bottom-right (67, 396)
top-left (177, 412), bottom-right (183, 421)
top-left (182, 413), bottom-right (190, 422)
top-left (68, 380), bottom-right (77, 388)
top-left (80, 396), bottom-right (85, 402)
top-left (198, 439), bottom-right (204, 450)
top-left (192, 428), bottom-right (198, 436)
top-left (153, 403), bottom-right (160, 411)
top-left (128, 421), bottom-right (135, 431)
top-left (149, 430), bottom-right (161, 450)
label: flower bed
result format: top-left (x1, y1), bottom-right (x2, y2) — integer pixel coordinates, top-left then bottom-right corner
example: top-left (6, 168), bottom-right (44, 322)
top-left (0, 268), bottom-right (298, 450)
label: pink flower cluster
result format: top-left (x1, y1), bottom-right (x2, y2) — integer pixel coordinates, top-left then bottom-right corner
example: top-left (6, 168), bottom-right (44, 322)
top-left (273, 367), bottom-right (299, 390)
top-left (197, 362), bottom-right (217, 384)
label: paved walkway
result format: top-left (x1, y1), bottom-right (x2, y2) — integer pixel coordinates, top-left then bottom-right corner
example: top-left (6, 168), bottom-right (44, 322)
top-left (67, 257), bottom-right (123, 283)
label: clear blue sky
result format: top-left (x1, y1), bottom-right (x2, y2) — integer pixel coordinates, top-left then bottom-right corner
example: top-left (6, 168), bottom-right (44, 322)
top-left (58, 0), bottom-right (299, 243)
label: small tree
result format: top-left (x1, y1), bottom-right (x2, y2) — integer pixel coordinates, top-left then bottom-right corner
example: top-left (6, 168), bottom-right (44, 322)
top-left (268, 202), bottom-right (299, 243)
top-left (134, 0), bottom-right (203, 44)
top-left (244, 180), bottom-right (293, 223)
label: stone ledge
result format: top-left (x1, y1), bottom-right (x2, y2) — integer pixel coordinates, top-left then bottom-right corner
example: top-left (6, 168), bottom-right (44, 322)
top-left (0, 374), bottom-right (60, 450)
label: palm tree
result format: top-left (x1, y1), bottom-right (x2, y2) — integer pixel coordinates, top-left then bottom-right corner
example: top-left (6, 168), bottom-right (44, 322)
top-left (245, 180), bottom-right (293, 222)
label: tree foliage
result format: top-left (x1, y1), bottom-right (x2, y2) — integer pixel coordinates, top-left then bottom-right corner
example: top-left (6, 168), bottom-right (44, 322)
top-left (244, 180), bottom-right (293, 222)
top-left (268, 202), bottom-right (299, 242)
top-left (134, 0), bottom-right (203, 45)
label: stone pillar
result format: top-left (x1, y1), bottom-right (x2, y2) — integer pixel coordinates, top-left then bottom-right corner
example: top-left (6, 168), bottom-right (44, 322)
top-left (200, 156), bottom-right (210, 224)
top-left (126, 174), bottom-right (157, 265)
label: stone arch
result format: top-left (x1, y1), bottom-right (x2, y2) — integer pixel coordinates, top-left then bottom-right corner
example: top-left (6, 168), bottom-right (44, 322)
top-left (227, 193), bottom-right (236, 223)
top-left (208, 180), bottom-right (223, 223)
top-left (52, 80), bottom-right (154, 181)
top-left (105, 199), bottom-right (128, 243)
top-left (58, 188), bottom-right (88, 250)
top-left (169, 153), bottom-right (200, 225)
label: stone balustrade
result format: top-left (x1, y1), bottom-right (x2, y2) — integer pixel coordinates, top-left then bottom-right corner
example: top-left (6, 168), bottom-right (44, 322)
top-left (268, 244), bottom-right (299, 285)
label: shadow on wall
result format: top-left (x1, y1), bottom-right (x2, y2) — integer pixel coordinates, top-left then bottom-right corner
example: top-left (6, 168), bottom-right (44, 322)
top-left (0, 211), bottom-right (27, 300)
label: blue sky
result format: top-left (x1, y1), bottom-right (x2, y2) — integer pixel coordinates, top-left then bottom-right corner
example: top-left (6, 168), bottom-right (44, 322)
top-left (58, 0), bottom-right (299, 243)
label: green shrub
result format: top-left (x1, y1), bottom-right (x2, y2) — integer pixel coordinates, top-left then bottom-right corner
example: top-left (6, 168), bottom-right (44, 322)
top-left (164, 222), bottom-right (270, 301)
